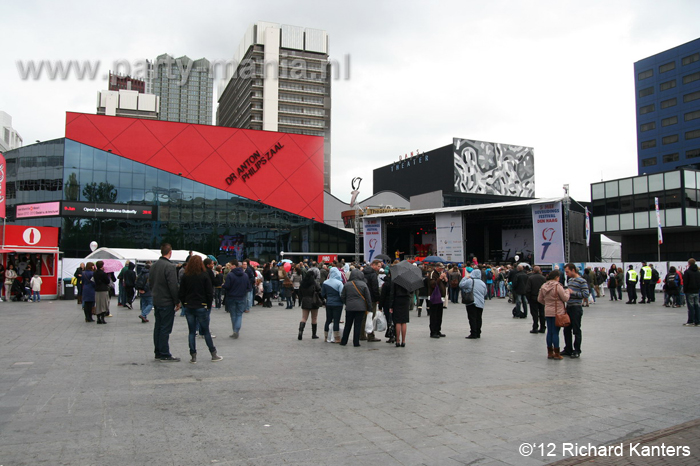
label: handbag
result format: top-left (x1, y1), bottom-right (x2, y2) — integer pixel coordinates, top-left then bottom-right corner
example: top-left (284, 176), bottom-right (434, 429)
top-left (71, 276), bottom-right (78, 286)
top-left (552, 286), bottom-right (570, 327)
top-left (429, 280), bottom-right (443, 304)
top-left (461, 278), bottom-right (474, 305)
top-left (313, 290), bottom-right (324, 308)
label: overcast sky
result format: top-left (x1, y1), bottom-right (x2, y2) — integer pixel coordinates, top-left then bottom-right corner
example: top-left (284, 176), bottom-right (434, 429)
top-left (3, 0), bottom-right (700, 203)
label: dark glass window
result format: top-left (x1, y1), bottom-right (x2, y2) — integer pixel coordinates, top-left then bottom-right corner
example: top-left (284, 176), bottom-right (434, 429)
top-left (683, 72), bottom-right (700, 84)
top-left (659, 61), bottom-right (676, 73)
top-left (684, 91), bottom-right (700, 103)
top-left (606, 198), bottom-right (620, 215)
top-left (663, 135), bottom-right (679, 145)
top-left (660, 79), bottom-right (676, 91)
top-left (687, 189), bottom-right (700, 208)
top-left (662, 153), bottom-right (679, 163)
top-left (687, 149), bottom-right (700, 159)
top-left (639, 87), bottom-right (654, 97)
top-left (591, 199), bottom-right (605, 216)
top-left (642, 157), bottom-right (657, 167)
top-left (106, 153), bottom-right (119, 172)
top-left (686, 129), bottom-right (700, 140)
top-left (665, 189), bottom-right (682, 209)
top-left (638, 69), bottom-right (653, 80)
top-left (682, 53), bottom-right (700, 66)
top-left (619, 195), bottom-right (633, 214)
top-left (639, 104), bottom-right (655, 115)
top-left (661, 98), bottom-right (677, 109)
top-left (685, 110), bottom-right (700, 121)
top-left (640, 122), bottom-right (656, 132)
top-left (641, 139), bottom-right (656, 149)
top-left (661, 116), bottom-right (678, 126)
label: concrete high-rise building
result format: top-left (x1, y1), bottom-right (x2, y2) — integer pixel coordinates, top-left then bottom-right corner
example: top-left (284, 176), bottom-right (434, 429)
top-left (634, 37), bottom-right (700, 174)
top-left (153, 54), bottom-right (213, 125)
top-left (0, 111), bottom-right (23, 152)
top-left (217, 22), bottom-right (332, 191)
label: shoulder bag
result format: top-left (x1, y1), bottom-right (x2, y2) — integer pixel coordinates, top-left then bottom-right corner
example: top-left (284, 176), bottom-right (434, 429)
top-left (461, 278), bottom-right (474, 305)
top-left (552, 285), bottom-right (570, 327)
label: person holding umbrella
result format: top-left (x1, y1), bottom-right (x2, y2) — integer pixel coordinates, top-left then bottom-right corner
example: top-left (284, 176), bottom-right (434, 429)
top-left (389, 260), bottom-right (425, 346)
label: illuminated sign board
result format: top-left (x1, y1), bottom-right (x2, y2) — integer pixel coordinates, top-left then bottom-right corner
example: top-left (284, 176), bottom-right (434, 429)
top-left (61, 201), bottom-right (155, 220)
top-left (16, 202), bottom-right (62, 219)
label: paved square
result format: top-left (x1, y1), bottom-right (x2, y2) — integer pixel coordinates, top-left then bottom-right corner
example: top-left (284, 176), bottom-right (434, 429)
top-left (1, 294), bottom-right (698, 465)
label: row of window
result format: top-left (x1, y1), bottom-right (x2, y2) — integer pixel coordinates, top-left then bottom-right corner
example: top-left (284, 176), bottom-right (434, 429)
top-left (638, 52), bottom-right (700, 80)
top-left (641, 149), bottom-right (700, 166)
top-left (638, 93), bottom-right (700, 117)
top-left (639, 79), bottom-right (700, 98)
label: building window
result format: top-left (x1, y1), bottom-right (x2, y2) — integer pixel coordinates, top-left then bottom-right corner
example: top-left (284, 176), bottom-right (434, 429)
top-left (640, 122), bottom-right (656, 132)
top-left (682, 53), bottom-right (700, 66)
top-left (638, 69), bottom-right (654, 80)
top-left (660, 79), bottom-right (676, 91)
top-left (687, 148), bottom-right (700, 159)
top-left (685, 110), bottom-right (700, 122)
top-left (661, 98), bottom-right (677, 109)
top-left (641, 139), bottom-right (656, 149)
top-left (662, 153), bottom-right (679, 163)
top-left (661, 116), bottom-right (678, 126)
top-left (683, 72), bottom-right (700, 84)
top-left (639, 104), bottom-right (655, 115)
top-left (642, 157), bottom-right (657, 167)
top-left (638, 87), bottom-right (654, 98)
top-left (686, 129), bottom-right (700, 140)
top-left (684, 91), bottom-right (700, 103)
top-left (659, 61), bottom-right (676, 73)
top-left (662, 134), bottom-right (679, 145)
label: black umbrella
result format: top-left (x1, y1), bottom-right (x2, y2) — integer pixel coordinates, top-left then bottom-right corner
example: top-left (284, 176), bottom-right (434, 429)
top-left (375, 254), bottom-right (392, 262)
top-left (390, 260), bottom-right (425, 293)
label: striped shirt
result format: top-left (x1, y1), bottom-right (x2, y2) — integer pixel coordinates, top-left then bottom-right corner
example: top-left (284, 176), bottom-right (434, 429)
top-left (567, 276), bottom-right (589, 306)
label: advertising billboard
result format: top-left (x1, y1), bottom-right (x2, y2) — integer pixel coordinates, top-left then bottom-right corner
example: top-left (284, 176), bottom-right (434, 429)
top-left (532, 201), bottom-right (565, 264)
top-left (16, 202), bottom-right (61, 219)
top-left (61, 201), bottom-right (155, 219)
top-left (65, 112), bottom-right (324, 221)
top-left (363, 218), bottom-right (382, 262)
top-left (435, 212), bottom-right (464, 263)
top-left (453, 138), bottom-right (535, 197)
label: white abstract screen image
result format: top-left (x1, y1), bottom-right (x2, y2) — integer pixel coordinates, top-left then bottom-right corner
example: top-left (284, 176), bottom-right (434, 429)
top-left (453, 138), bottom-right (535, 197)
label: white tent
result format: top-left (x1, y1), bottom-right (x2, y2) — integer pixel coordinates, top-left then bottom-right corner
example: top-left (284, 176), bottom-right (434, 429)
top-left (84, 248), bottom-right (207, 263)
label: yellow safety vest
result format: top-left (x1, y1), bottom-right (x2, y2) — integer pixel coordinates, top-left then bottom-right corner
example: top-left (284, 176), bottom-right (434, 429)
top-left (627, 270), bottom-right (637, 282)
top-left (642, 266), bottom-right (652, 280)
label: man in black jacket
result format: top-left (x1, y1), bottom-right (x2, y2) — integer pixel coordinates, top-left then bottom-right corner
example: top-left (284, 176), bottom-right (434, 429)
top-left (149, 244), bottom-right (181, 362)
top-left (525, 266), bottom-right (547, 333)
top-left (512, 265), bottom-right (529, 318)
top-left (683, 258), bottom-right (700, 326)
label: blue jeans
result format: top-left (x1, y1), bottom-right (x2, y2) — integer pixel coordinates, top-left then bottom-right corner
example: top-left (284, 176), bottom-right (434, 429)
top-left (449, 287), bottom-right (460, 304)
top-left (588, 286), bottom-right (596, 302)
top-left (32, 291), bottom-right (41, 302)
top-left (514, 293), bottom-right (528, 315)
top-left (246, 290), bottom-right (253, 310)
top-left (545, 316), bottom-right (559, 347)
top-left (686, 293), bottom-right (700, 325)
top-left (185, 307), bottom-right (216, 355)
top-left (498, 282), bottom-right (505, 297)
top-left (153, 305), bottom-right (176, 358)
top-left (227, 299), bottom-right (246, 333)
top-left (272, 280), bottom-right (280, 296)
top-left (140, 295), bottom-right (153, 318)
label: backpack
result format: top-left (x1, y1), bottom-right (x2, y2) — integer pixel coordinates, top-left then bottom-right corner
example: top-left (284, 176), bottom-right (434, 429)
top-left (665, 274), bottom-right (677, 290)
top-left (134, 271), bottom-right (148, 291)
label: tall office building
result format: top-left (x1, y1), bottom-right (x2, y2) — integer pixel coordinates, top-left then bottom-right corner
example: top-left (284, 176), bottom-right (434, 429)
top-left (634, 37), bottom-right (700, 174)
top-left (0, 111), bottom-right (23, 152)
top-left (217, 22), bottom-right (332, 191)
top-left (153, 54), bottom-right (213, 125)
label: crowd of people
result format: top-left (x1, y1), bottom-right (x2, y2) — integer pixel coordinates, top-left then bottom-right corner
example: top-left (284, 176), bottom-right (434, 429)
top-left (67, 246), bottom-right (700, 363)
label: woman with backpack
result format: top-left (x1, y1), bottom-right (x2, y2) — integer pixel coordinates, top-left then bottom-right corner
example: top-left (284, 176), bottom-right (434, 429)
top-left (664, 266), bottom-right (681, 308)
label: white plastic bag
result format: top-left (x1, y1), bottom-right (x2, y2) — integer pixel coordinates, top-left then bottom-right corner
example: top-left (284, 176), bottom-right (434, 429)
top-left (326, 327), bottom-right (334, 342)
top-left (365, 314), bottom-right (374, 334)
top-left (374, 311), bottom-right (387, 333)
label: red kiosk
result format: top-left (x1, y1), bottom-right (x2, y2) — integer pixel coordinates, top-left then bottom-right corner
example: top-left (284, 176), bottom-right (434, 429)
top-left (2, 225), bottom-right (61, 300)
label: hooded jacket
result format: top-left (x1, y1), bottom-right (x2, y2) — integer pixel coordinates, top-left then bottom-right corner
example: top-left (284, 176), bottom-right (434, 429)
top-left (341, 269), bottom-right (372, 312)
top-left (459, 269), bottom-right (487, 308)
top-left (683, 263), bottom-right (700, 294)
top-left (321, 267), bottom-right (344, 307)
top-left (537, 279), bottom-right (570, 317)
top-left (525, 271), bottom-right (546, 303)
top-left (222, 267), bottom-right (252, 300)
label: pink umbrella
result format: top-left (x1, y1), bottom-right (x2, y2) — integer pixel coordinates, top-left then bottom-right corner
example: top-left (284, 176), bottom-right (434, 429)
top-left (248, 260), bottom-right (260, 267)
top-left (101, 259), bottom-right (125, 274)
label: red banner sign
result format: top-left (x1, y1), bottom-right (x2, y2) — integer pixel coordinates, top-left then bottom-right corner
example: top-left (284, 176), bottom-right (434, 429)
top-left (0, 152), bottom-right (5, 219)
top-left (318, 255), bottom-right (338, 263)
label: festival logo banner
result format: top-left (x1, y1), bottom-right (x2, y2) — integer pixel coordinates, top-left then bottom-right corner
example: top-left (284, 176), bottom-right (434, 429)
top-left (435, 212), bottom-right (464, 263)
top-left (531, 201), bottom-right (565, 264)
top-left (363, 218), bottom-right (382, 262)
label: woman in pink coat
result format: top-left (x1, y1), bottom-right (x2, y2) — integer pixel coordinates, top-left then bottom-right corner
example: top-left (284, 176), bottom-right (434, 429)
top-left (538, 270), bottom-right (570, 360)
